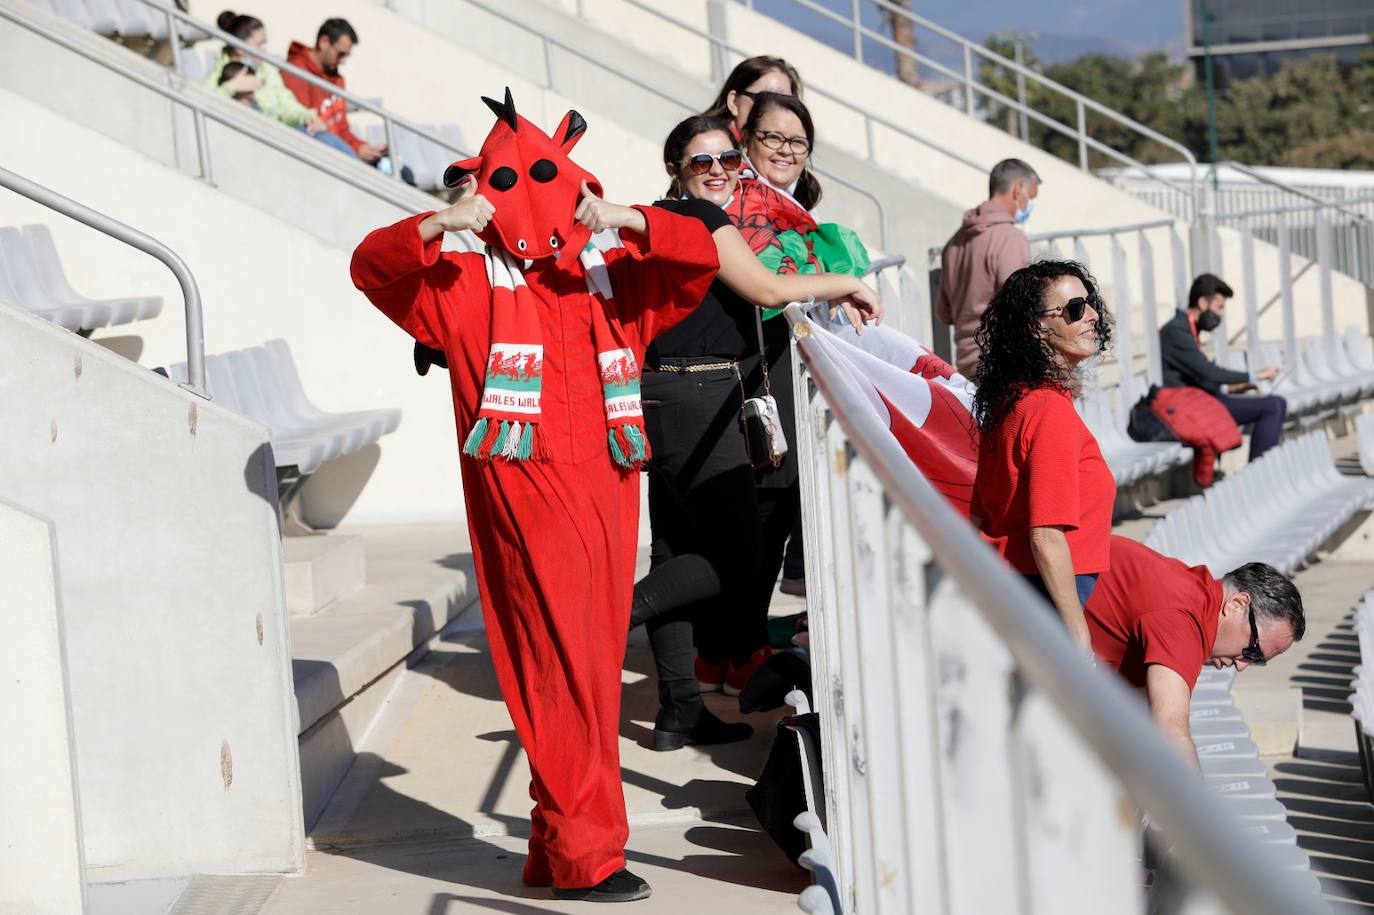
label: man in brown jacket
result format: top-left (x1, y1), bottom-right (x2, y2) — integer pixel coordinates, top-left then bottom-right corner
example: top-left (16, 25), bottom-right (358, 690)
top-left (936, 159), bottom-right (1040, 376)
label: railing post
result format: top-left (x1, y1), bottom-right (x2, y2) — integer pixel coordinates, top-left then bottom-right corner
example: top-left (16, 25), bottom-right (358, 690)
top-left (850, 0), bottom-right (862, 63)
top-left (1138, 230), bottom-right (1162, 385)
top-left (706, 0), bottom-right (729, 84)
top-left (1075, 100), bottom-right (1088, 171)
top-left (1111, 234), bottom-right (1136, 408)
top-left (962, 45), bottom-right (974, 116)
top-left (1170, 225), bottom-right (1188, 313)
top-left (1239, 219), bottom-right (1260, 373)
top-left (1316, 209), bottom-right (1336, 343)
top-left (1014, 41), bottom-right (1029, 142)
top-left (383, 117), bottom-right (402, 183)
top-left (1277, 212), bottom-right (1298, 374)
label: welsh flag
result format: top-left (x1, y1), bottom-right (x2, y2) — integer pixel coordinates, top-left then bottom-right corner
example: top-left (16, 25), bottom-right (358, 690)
top-left (800, 315), bottom-right (980, 516)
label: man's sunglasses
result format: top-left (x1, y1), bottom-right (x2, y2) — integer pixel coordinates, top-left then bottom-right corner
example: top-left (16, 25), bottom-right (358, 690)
top-left (682, 150), bottom-right (744, 176)
top-left (1241, 607), bottom-right (1267, 666)
top-left (1041, 293), bottom-right (1101, 325)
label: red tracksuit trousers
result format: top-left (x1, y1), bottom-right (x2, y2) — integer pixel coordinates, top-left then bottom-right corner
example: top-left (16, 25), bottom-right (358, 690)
top-left (461, 451), bottom-right (639, 888)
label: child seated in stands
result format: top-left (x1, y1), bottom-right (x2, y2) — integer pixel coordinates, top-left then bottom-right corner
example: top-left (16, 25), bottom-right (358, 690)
top-left (218, 61), bottom-right (258, 108)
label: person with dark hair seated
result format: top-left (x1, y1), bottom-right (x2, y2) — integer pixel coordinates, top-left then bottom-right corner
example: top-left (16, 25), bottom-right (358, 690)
top-left (1086, 536), bottom-right (1304, 767)
top-left (283, 18), bottom-right (387, 166)
top-left (971, 259), bottom-right (1115, 654)
top-left (1161, 273), bottom-right (1286, 461)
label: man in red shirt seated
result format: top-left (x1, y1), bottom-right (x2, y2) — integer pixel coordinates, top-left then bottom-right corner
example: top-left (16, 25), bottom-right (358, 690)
top-left (1085, 536), bottom-right (1305, 766)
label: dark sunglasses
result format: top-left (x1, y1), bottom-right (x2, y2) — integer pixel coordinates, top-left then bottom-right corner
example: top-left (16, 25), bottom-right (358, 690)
top-left (682, 150), bottom-right (744, 176)
top-left (1241, 607), bottom-right (1267, 666)
top-left (1041, 293), bottom-right (1100, 325)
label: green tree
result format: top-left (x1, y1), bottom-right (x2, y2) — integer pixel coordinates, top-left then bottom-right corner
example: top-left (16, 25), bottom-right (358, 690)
top-left (977, 36), bottom-right (1374, 170)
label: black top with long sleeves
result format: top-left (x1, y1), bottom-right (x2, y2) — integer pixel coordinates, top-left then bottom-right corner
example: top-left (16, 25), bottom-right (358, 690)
top-left (1159, 309), bottom-right (1249, 395)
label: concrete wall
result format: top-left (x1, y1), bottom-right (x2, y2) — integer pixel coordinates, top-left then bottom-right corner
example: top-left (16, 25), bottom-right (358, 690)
top-left (0, 302), bottom-right (303, 881)
top-left (0, 499), bottom-right (87, 915)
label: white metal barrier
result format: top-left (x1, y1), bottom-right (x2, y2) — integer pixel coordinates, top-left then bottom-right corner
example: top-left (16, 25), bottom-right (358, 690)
top-left (785, 302), bottom-right (1325, 914)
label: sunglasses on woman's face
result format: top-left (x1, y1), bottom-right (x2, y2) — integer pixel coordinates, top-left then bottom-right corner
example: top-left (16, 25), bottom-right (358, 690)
top-left (682, 150), bottom-right (744, 176)
top-left (1041, 294), bottom-right (1099, 325)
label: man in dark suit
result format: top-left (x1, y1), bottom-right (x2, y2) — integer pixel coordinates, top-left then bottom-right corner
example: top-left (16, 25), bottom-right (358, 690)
top-left (1160, 274), bottom-right (1286, 461)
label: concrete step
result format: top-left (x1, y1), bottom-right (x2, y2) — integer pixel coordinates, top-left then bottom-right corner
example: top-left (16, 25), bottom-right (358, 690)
top-left (289, 523), bottom-right (482, 827)
top-left (272, 615), bottom-right (801, 912)
top-left (283, 534), bottom-right (366, 616)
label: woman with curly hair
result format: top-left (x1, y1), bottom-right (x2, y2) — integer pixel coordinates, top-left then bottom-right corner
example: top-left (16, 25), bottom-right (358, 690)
top-left (970, 260), bottom-right (1115, 652)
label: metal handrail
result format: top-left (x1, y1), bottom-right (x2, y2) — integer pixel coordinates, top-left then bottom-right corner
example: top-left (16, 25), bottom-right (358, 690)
top-left (128, 0), bottom-right (472, 182)
top-left (1212, 194), bottom-right (1374, 222)
top-left (0, 165), bottom-right (206, 392)
top-left (784, 300), bottom-right (1323, 915)
top-left (564, 0), bottom-right (989, 178)
top-left (733, 0), bottom-right (1199, 209)
top-left (1029, 217), bottom-right (1178, 244)
top-left (0, 3), bottom-right (437, 215)
top-left (862, 254), bottom-right (905, 276)
top-left (453, 0), bottom-right (897, 248)
top-left (1213, 164), bottom-right (1374, 224)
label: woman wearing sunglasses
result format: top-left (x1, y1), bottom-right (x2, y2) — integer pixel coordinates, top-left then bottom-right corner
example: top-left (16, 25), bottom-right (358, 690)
top-left (970, 260), bottom-right (1115, 654)
top-left (630, 115), bottom-right (880, 750)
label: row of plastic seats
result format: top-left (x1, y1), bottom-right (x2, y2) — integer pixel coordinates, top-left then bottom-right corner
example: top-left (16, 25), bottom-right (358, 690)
top-left (784, 690), bottom-right (842, 915)
top-left (166, 339), bottom-right (401, 475)
top-left (365, 124), bottom-right (466, 192)
top-left (1219, 330), bottom-right (1374, 417)
top-left (1357, 412), bottom-right (1374, 477)
top-left (29, 0), bottom-right (206, 42)
top-left (1077, 381), bottom-right (1191, 488)
top-left (1349, 591), bottom-right (1374, 802)
top-left (1144, 431), bottom-right (1374, 576)
top-left (0, 224), bottom-right (162, 331)
top-left (1182, 666), bottom-right (1324, 899)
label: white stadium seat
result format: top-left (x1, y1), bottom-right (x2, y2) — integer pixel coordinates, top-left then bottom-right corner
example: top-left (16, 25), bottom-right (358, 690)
top-left (166, 340), bottom-right (401, 476)
top-left (0, 225), bottom-right (162, 331)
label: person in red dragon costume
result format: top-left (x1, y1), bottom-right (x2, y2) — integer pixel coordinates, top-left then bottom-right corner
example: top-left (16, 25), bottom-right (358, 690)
top-left (350, 88), bottom-right (720, 903)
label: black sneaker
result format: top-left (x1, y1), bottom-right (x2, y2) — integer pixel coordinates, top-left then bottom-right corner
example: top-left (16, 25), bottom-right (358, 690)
top-left (552, 868), bottom-right (652, 902)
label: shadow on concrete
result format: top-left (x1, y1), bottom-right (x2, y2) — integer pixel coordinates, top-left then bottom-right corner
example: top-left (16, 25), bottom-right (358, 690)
top-left (427, 895), bottom-right (560, 914)
top-left (315, 756), bottom-right (536, 894)
top-left (1274, 750), bottom-right (1374, 908)
top-left (299, 444), bottom-right (382, 529)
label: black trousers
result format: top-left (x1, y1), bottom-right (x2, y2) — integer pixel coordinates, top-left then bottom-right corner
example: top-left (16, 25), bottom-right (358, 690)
top-left (1214, 393), bottom-right (1287, 461)
top-left (642, 365), bottom-right (767, 669)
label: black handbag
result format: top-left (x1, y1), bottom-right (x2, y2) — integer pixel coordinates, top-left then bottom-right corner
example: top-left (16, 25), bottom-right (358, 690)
top-left (1127, 385), bottom-right (1177, 443)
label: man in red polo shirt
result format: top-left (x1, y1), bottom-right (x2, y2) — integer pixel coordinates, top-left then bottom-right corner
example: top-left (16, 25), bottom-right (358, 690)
top-left (1085, 536), bottom-right (1305, 766)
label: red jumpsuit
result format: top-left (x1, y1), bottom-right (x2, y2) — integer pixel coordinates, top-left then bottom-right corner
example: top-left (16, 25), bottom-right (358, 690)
top-left (351, 207), bottom-right (718, 888)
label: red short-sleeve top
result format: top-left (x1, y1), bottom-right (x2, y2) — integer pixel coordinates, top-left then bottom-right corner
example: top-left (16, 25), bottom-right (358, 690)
top-left (1085, 536), bottom-right (1223, 690)
top-left (972, 385), bottom-right (1115, 574)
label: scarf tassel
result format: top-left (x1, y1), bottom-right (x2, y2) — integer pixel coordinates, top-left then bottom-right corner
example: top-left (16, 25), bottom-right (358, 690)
top-left (463, 418), bottom-right (538, 461)
top-left (608, 423), bottom-right (649, 468)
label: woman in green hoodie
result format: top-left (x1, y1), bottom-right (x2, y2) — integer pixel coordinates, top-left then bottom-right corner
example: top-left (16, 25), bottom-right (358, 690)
top-left (205, 11), bottom-right (358, 158)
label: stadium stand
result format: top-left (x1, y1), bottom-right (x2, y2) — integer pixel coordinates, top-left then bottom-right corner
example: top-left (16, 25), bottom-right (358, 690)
top-left (1144, 432), bottom-right (1374, 576)
top-left (4, 0), bottom-right (1373, 908)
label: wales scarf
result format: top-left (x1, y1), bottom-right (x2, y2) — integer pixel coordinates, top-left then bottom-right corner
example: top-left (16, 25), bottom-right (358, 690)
top-left (461, 241), bottom-right (649, 468)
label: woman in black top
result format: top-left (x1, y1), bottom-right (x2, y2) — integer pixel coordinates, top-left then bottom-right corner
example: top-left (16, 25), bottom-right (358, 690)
top-left (634, 115), bottom-right (879, 749)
